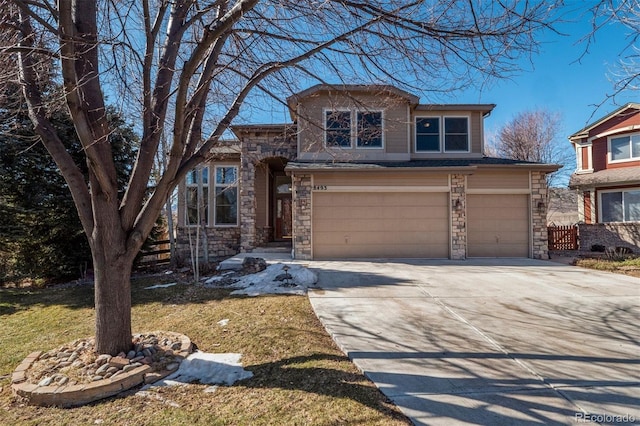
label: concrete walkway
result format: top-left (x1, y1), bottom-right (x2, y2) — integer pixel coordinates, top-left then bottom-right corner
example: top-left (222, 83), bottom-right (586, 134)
top-left (307, 258), bottom-right (640, 425)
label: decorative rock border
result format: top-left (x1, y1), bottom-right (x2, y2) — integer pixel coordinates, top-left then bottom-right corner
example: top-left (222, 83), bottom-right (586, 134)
top-left (11, 331), bottom-right (192, 407)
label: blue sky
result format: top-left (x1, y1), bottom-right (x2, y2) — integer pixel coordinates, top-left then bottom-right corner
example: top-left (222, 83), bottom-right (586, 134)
top-left (450, 6), bottom-right (637, 172)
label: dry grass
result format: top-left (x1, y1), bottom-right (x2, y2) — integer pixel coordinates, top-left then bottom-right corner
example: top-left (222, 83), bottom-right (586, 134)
top-left (575, 256), bottom-right (640, 278)
top-left (0, 275), bottom-right (410, 425)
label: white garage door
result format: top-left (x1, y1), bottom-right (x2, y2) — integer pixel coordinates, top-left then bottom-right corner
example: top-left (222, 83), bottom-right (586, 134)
top-left (312, 192), bottom-right (449, 259)
top-left (467, 194), bottom-right (530, 257)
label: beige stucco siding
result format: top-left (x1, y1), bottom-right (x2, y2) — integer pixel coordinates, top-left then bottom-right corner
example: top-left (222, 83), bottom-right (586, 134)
top-left (467, 170), bottom-right (530, 190)
top-left (313, 171), bottom-right (449, 187)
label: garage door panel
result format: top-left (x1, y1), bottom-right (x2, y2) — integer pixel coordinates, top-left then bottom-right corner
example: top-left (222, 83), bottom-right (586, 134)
top-left (467, 194), bottom-right (529, 258)
top-left (313, 192), bottom-right (449, 259)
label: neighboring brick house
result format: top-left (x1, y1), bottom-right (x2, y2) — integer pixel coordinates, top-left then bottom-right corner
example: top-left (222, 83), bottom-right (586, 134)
top-left (568, 103), bottom-right (640, 252)
top-left (177, 84), bottom-right (559, 261)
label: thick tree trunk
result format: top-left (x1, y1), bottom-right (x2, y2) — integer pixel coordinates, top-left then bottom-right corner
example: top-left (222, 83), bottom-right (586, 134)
top-left (92, 238), bottom-right (134, 355)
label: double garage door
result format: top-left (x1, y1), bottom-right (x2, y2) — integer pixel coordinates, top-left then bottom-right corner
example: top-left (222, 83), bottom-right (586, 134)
top-left (312, 192), bottom-right (530, 259)
top-left (313, 192), bottom-right (449, 259)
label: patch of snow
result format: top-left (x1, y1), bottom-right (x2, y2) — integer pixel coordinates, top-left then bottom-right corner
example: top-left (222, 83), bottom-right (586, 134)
top-left (229, 263), bottom-right (318, 297)
top-left (217, 319), bottom-right (229, 326)
top-left (143, 352), bottom-right (253, 390)
top-left (144, 282), bottom-right (177, 290)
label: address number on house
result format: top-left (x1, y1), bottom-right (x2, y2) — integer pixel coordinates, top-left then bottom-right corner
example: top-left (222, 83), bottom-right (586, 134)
top-left (313, 185), bottom-right (328, 191)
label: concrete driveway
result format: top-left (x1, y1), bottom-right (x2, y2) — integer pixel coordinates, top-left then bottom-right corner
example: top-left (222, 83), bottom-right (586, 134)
top-left (307, 258), bottom-right (640, 425)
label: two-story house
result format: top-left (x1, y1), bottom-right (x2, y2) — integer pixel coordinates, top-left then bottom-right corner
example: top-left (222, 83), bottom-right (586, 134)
top-left (568, 103), bottom-right (640, 252)
top-left (177, 84), bottom-right (558, 261)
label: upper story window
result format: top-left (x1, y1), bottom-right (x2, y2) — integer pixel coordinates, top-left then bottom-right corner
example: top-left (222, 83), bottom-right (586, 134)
top-left (356, 111), bottom-right (383, 148)
top-left (325, 109), bottom-right (383, 148)
top-left (444, 117), bottom-right (469, 152)
top-left (415, 116), bottom-right (469, 153)
top-left (214, 166), bottom-right (238, 226)
top-left (610, 133), bottom-right (640, 162)
top-left (325, 110), bottom-right (351, 147)
top-left (416, 117), bottom-right (440, 152)
top-left (185, 167), bottom-right (209, 226)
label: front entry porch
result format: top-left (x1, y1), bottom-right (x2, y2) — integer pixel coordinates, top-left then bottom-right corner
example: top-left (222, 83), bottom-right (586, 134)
top-left (242, 156), bottom-right (293, 252)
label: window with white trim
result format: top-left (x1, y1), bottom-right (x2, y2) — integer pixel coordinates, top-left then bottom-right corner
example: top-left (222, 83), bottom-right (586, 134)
top-left (325, 110), bottom-right (352, 147)
top-left (325, 109), bottom-right (384, 148)
top-left (415, 116), bottom-right (469, 152)
top-left (185, 167), bottom-right (209, 226)
top-left (416, 117), bottom-right (440, 152)
top-left (600, 189), bottom-right (640, 222)
top-left (610, 133), bottom-right (640, 162)
top-left (356, 111), bottom-right (383, 147)
top-left (214, 165), bottom-right (238, 226)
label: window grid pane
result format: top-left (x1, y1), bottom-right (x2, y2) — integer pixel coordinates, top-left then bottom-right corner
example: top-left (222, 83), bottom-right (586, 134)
top-left (601, 192), bottom-right (623, 222)
top-left (611, 136), bottom-right (631, 161)
top-left (357, 111), bottom-right (382, 147)
top-left (444, 117), bottom-right (469, 152)
top-left (214, 166), bottom-right (238, 226)
top-left (624, 190), bottom-right (640, 221)
top-left (416, 117), bottom-right (440, 152)
top-left (326, 111), bottom-right (352, 147)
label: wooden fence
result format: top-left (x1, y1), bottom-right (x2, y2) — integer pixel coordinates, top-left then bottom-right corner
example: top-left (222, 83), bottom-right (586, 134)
top-left (547, 225), bottom-right (578, 250)
top-left (136, 239), bottom-right (172, 269)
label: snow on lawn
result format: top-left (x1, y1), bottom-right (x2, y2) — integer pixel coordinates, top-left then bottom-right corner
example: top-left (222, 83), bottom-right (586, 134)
top-left (142, 351), bottom-right (253, 391)
top-left (204, 263), bottom-right (318, 297)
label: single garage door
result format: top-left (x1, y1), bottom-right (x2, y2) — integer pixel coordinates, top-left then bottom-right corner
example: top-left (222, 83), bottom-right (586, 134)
top-left (313, 192), bottom-right (449, 259)
top-left (467, 194), bottom-right (530, 257)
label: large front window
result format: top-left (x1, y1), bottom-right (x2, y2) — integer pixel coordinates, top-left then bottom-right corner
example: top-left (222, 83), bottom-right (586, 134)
top-left (600, 189), bottom-right (640, 222)
top-left (214, 166), bottom-right (238, 226)
top-left (185, 167), bottom-right (208, 226)
top-left (415, 116), bottom-right (469, 152)
top-left (610, 134), bottom-right (640, 162)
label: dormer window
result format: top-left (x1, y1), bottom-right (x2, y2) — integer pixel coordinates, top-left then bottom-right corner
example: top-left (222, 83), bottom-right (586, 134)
top-left (609, 133), bottom-right (640, 162)
top-left (415, 116), bottom-right (469, 153)
top-left (325, 109), bottom-right (383, 149)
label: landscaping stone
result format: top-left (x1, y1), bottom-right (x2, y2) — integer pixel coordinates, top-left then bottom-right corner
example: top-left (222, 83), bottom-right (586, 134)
top-left (11, 331), bottom-right (193, 407)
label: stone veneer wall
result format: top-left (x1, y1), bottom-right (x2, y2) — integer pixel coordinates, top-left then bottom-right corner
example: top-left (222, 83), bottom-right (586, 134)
top-left (292, 174), bottom-right (312, 260)
top-left (531, 171), bottom-right (549, 259)
top-left (239, 133), bottom-right (297, 252)
top-left (175, 226), bottom-right (241, 264)
top-left (450, 174), bottom-right (466, 260)
top-left (255, 226), bottom-right (272, 247)
top-left (578, 223), bottom-right (640, 253)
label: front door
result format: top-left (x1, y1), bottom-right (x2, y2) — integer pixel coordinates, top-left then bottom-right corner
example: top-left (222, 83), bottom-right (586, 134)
top-left (274, 176), bottom-right (292, 240)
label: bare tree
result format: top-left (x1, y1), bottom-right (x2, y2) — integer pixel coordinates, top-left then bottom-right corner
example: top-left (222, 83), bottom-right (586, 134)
top-left (588, 1), bottom-right (640, 101)
top-left (0, 0), bottom-right (562, 355)
top-left (492, 109), bottom-right (571, 187)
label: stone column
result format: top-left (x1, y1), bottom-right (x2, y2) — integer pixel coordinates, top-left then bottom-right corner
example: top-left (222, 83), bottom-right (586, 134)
top-left (531, 171), bottom-right (549, 259)
top-left (292, 173), bottom-right (312, 260)
top-left (450, 174), bottom-right (467, 260)
top-left (240, 158), bottom-right (256, 252)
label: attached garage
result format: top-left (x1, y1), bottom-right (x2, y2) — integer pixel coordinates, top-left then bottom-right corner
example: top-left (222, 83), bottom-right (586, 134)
top-left (312, 191), bottom-right (449, 259)
top-left (467, 194), bottom-right (530, 257)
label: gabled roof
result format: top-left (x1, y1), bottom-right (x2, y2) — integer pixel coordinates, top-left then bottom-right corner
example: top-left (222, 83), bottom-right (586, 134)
top-left (569, 102), bottom-right (640, 141)
top-left (287, 84), bottom-right (420, 109)
top-left (415, 103), bottom-right (495, 116)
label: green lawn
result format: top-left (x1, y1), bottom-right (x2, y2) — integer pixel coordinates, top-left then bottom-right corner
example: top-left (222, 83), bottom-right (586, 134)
top-left (0, 276), bottom-right (410, 425)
